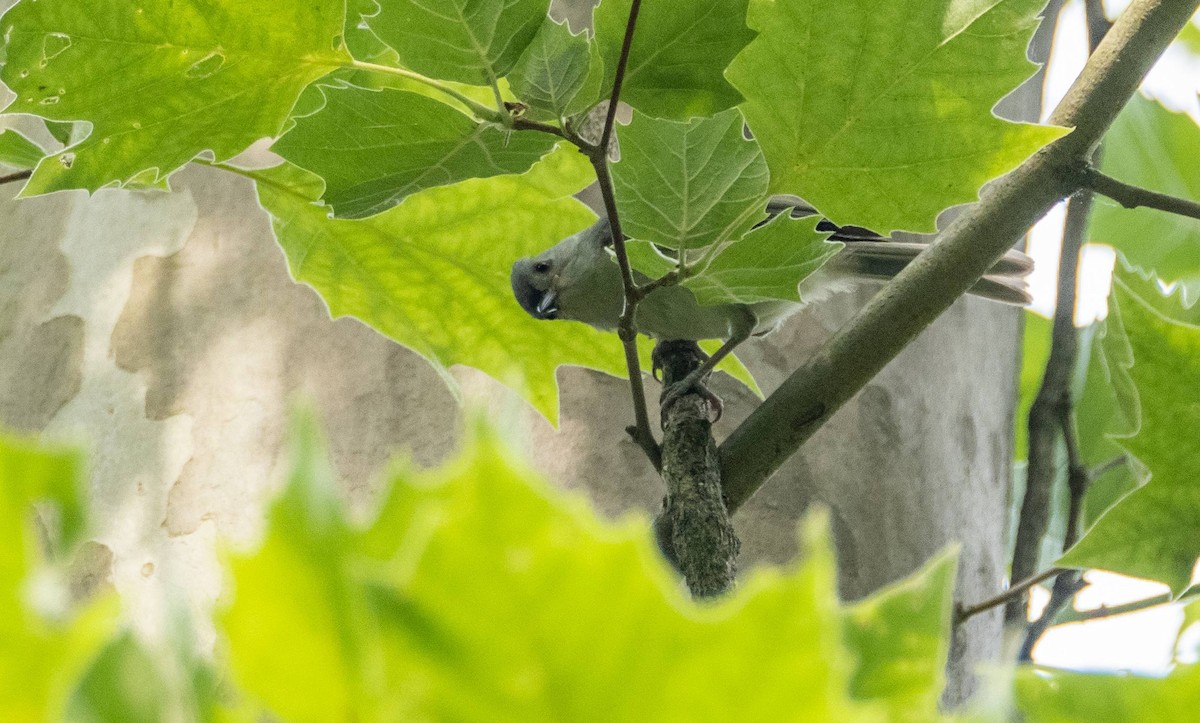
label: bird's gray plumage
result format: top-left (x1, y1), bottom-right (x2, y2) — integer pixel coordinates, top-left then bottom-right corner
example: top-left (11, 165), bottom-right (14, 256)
top-left (510, 205), bottom-right (1032, 342)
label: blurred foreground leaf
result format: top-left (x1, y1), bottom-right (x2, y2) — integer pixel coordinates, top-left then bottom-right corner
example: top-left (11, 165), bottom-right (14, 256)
top-left (220, 413), bottom-right (979, 720)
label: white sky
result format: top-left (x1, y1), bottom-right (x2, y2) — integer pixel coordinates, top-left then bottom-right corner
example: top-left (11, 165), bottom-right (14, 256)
top-left (1024, 0), bottom-right (1200, 674)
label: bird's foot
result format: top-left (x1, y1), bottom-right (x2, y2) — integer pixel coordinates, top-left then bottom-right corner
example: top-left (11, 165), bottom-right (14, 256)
top-left (660, 369), bottom-right (724, 424)
top-left (651, 341), bottom-right (709, 383)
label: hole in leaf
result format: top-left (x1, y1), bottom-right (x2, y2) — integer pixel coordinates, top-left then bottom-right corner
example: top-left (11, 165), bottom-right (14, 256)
top-left (42, 33), bottom-right (71, 62)
top-left (58, 153), bottom-right (74, 168)
top-left (185, 52), bottom-right (225, 79)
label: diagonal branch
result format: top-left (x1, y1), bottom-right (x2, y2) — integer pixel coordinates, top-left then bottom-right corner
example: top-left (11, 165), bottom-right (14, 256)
top-left (718, 0), bottom-right (1200, 511)
top-left (1083, 167), bottom-right (1200, 221)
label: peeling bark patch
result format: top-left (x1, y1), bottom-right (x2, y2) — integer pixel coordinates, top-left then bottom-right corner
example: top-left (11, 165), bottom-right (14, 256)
top-left (0, 315), bottom-right (84, 430)
top-left (68, 540), bottom-right (115, 604)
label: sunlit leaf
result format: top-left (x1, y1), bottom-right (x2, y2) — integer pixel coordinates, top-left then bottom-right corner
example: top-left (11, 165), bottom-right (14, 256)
top-left (592, 0), bottom-right (755, 119)
top-left (1017, 664), bottom-right (1200, 721)
top-left (508, 15), bottom-right (604, 121)
top-left (1090, 95), bottom-right (1200, 283)
top-left (227, 415), bottom-right (886, 721)
top-left (842, 549), bottom-right (956, 721)
top-left (612, 110), bottom-right (769, 252)
top-left (273, 85), bottom-right (556, 219)
top-left (0, 0), bottom-right (348, 194)
top-left (0, 129), bottom-right (46, 170)
top-left (67, 631), bottom-right (230, 723)
top-left (254, 147), bottom-right (628, 422)
top-left (368, 0), bottom-right (549, 87)
top-left (222, 412), bottom-right (374, 722)
top-left (0, 434), bottom-right (115, 721)
top-left (727, 0), bottom-right (1065, 233)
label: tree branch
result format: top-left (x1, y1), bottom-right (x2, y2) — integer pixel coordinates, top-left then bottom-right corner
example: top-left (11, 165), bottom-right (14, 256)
top-left (653, 341), bottom-right (739, 597)
top-left (1007, 188), bottom-right (1091, 624)
top-left (0, 170), bottom-right (31, 186)
top-left (1020, 570), bottom-right (1088, 660)
top-left (1054, 583), bottom-right (1200, 624)
top-left (1083, 167), bottom-right (1200, 221)
top-left (1012, 2), bottom-right (1111, 653)
top-left (718, 0), bottom-right (1200, 512)
top-left (956, 567), bottom-right (1067, 625)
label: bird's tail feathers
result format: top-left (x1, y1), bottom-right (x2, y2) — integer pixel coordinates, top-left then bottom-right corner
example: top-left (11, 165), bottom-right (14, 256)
top-left (834, 240), bottom-right (1033, 306)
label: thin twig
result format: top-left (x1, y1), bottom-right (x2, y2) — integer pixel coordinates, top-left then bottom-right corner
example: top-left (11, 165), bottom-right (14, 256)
top-left (1020, 571), bottom-right (1088, 660)
top-left (956, 567), bottom-right (1067, 624)
top-left (586, 0), bottom-right (658, 469)
top-left (1083, 167), bottom-right (1200, 222)
top-left (1054, 583), bottom-right (1200, 624)
top-left (0, 170), bottom-right (32, 186)
top-left (599, 0), bottom-right (641, 166)
top-left (511, 116), bottom-right (569, 140)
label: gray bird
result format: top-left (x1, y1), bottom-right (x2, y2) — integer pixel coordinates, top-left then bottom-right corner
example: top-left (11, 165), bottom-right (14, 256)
top-left (511, 199), bottom-right (1032, 412)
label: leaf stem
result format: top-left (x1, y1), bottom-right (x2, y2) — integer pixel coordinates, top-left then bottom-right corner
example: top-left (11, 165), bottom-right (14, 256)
top-left (347, 60), bottom-right (504, 123)
top-left (1083, 166), bottom-right (1200, 222)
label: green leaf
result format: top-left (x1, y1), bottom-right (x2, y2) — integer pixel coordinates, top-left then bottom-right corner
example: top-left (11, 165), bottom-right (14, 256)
top-left (842, 548), bottom-right (957, 721)
top-left (612, 110), bottom-right (770, 252)
top-left (1075, 320), bottom-right (1144, 527)
top-left (273, 85), bottom-right (556, 219)
top-left (683, 215), bottom-right (841, 305)
top-left (254, 147), bottom-right (628, 422)
top-left (367, 0), bottom-right (550, 87)
top-left (1177, 17), bottom-right (1200, 55)
top-left (727, 0), bottom-right (1066, 233)
top-left (356, 421), bottom-right (881, 720)
top-left (508, 16), bottom-right (604, 121)
top-left (1090, 95), bottom-right (1200, 283)
top-left (0, 129), bottom-right (46, 170)
top-left (592, 0), bottom-right (755, 119)
top-left (1016, 665), bottom-right (1200, 722)
top-left (222, 411), bottom-right (377, 722)
top-left (43, 120), bottom-right (74, 146)
top-left (0, 0), bottom-right (348, 194)
top-left (0, 433), bottom-right (115, 721)
top-left (66, 631), bottom-right (230, 723)
top-left (1014, 311), bottom-right (1052, 462)
top-left (1058, 266), bottom-right (1200, 594)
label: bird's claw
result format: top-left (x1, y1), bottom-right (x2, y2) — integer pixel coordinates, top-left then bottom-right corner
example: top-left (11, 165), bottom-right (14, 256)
top-left (660, 372), bottom-right (724, 425)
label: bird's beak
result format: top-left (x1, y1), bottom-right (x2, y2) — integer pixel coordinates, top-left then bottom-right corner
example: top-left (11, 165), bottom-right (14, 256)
top-left (536, 287), bottom-right (559, 317)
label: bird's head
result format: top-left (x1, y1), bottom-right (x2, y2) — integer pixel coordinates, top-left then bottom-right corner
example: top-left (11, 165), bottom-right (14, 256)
top-left (510, 253), bottom-right (561, 320)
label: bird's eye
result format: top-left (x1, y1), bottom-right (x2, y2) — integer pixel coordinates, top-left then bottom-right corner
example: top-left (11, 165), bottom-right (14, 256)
top-left (533, 261), bottom-right (550, 274)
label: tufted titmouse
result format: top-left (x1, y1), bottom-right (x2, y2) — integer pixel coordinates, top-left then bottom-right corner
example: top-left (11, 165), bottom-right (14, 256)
top-left (511, 198), bottom-right (1032, 410)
